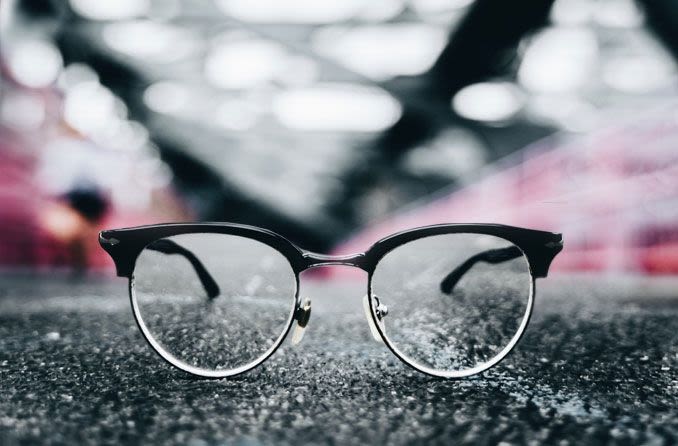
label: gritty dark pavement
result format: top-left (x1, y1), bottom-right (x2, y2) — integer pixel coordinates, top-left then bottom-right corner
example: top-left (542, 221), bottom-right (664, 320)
top-left (0, 272), bottom-right (677, 445)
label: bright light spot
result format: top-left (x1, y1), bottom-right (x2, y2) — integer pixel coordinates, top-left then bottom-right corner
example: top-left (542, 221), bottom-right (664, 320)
top-left (276, 55), bottom-right (320, 86)
top-left (603, 56), bottom-right (675, 93)
top-left (313, 24), bottom-right (446, 80)
top-left (113, 185), bottom-right (152, 211)
top-left (518, 27), bottom-right (598, 93)
top-left (37, 138), bottom-right (114, 194)
top-left (69, 0), bottom-right (150, 20)
top-left (409, 0), bottom-right (474, 14)
top-left (58, 63), bottom-right (99, 91)
top-left (143, 82), bottom-right (190, 114)
top-left (272, 83), bottom-right (402, 132)
top-left (526, 94), bottom-right (597, 132)
top-left (215, 0), bottom-right (365, 24)
top-left (139, 158), bottom-right (173, 189)
top-left (550, 0), bottom-right (594, 25)
top-left (357, 0), bottom-right (405, 22)
top-left (205, 39), bottom-right (287, 89)
top-left (593, 0), bottom-right (644, 28)
top-left (102, 21), bottom-right (198, 63)
top-left (452, 82), bottom-right (525, 123)
top-left (64, 82), bottom-right (117, 135)
top-left (0, 91), bottom-right (46, 131)
top-left (7, 40), bottom-right (62, 88)
top-left (214, 100), bottom-right (261, 131)
top-left (403, 128), bottom-right (486, 177)
top-left (148, 0), bottom-right (181, 21)
top-left (99, 120), bottom-right (149, 152)
top-left (409, 0), bottom-right (471, 23)
top-left (0, 0), bottom-right (14, 32)
top-left (41, 205), bottom-right (83, 243)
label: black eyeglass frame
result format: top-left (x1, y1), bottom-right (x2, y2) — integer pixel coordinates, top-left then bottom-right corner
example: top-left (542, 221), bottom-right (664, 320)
top-left (100, 222), bottom-right (563, 378)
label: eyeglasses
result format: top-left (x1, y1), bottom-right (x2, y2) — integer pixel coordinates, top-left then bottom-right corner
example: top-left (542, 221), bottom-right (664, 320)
top-left (99, 223), bottom-right (563, 379)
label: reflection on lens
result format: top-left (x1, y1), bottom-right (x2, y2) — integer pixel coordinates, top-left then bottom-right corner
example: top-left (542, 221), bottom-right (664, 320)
top-left (132, 233), bottom-right (296, 375)
top-left (370, 233), bottom-right (532, 376)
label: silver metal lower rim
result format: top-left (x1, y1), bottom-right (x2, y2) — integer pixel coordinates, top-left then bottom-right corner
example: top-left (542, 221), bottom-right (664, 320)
top-left (371, 277), bottom-right (535, 379)
top-left (129, 275), bottom-right (299, 378)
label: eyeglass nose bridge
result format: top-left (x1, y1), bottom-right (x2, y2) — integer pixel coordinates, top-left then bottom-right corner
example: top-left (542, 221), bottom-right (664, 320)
top-left (301, 252), bottom-right (368, 270)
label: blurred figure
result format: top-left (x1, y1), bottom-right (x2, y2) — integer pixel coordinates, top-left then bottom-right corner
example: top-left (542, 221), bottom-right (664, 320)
top-left (40, 185), bottom-right (110, 274)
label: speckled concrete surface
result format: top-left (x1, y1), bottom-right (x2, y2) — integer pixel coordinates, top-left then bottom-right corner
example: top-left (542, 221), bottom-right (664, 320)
top-left (0, 273), bottom-right (677, 445)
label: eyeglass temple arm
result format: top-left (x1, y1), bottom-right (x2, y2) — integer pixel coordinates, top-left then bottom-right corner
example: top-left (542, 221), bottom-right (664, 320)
top-left (146, 239), bottom-right (220, 299)
top-left (439, 246), bottom-right (523, 294)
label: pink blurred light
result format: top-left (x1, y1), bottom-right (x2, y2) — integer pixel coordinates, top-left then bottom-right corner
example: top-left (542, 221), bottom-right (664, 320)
top-left (334, 103), bottom-right (678, 275)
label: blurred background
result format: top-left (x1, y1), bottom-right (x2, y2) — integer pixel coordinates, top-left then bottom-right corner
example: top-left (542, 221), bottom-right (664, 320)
top-left (0, 0), bottom-right (677, 276)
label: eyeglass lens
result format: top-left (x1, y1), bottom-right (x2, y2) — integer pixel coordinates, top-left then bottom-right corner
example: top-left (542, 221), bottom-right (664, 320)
top-left (132, 233), bottom-right (297, 373)
top-left (370, 233), bottom-right (532, 375)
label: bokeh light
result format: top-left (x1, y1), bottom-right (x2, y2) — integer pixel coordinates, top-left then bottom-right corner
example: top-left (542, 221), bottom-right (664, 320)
top-left (6, 39), bottom-right (63, 88)
top-left (272, 83), bottom-right (402, 132)
top-left (452, 82), bottom-right (525, 123)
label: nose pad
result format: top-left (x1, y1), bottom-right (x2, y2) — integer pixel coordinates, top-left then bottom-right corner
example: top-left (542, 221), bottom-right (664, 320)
top-left (291, 297), bottom-right (312, 346)
top-left (362, 294), bottom-right (388, 344)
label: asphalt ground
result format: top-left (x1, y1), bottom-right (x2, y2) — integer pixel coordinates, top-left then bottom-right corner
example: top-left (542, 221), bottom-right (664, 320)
top-left (0, 272), bottom-right (677, 445)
